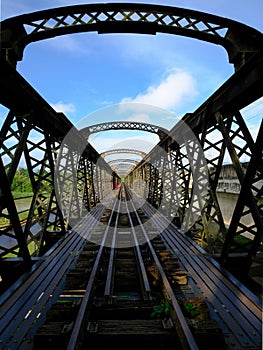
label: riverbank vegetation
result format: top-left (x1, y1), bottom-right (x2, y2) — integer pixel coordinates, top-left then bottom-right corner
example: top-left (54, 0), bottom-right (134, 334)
top-left (0, 168), bottom-right (33, 228)
top-left (11, 168), bottom-right (33, 196)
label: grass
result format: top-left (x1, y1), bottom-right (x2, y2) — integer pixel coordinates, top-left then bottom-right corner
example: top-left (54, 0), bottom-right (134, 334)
top-left (0, 209), bottom-right (32, 228)
top-left (233, 234), bottom-right (263, 252)
top-left (12, 192), bottom-right (33, 199)
top-left (3, 241), bottom-right (38, 259)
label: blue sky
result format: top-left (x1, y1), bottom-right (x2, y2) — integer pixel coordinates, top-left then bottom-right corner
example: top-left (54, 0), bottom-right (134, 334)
top-left (1, 0), bottom-right (263, 156)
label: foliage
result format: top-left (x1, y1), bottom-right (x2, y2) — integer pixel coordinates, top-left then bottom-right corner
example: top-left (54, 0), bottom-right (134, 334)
top-left (11, 168), bottom-right (33, 194)
top-left (183, 302), bottom-right (200, 318)
top-left (233, 234), bottom-right (263, 252)
top-left (150, 299), bottom-right (171, 319)
top-left (178, 299), bottom-right (200, 319)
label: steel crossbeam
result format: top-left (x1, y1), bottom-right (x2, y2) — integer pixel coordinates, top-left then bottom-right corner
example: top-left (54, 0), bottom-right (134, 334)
top-left (101, 148), bottom-right (146, 159)
top-left (81, 121), bottom-right (169, 140)
top-left (0, 60), bottom-right (115, 261)
top-left (127, 48), bottom-right (263, 271)
top-left (1, 3), bottom-right (263, 69)
top-left (0, 2), bottom-right (263, 275)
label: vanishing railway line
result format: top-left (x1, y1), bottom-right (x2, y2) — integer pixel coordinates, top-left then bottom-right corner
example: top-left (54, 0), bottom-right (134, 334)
top-left (0, 184), bottom-right (261, 350)
top-left (34, 184), bottom-right (199, 350)
top-left (0, 3), bottom-right (263, 350)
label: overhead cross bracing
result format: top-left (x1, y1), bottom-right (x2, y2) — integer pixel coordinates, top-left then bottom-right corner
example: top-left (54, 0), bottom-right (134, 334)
top-left (1, 2), bottom-right (263, 69)
top-left (80, 121), bottom-right (169, 140)
top-left (108, 159), bottom-right (139, 177)
top-left (0, 2), bottom-right (262, 349)
top-left (101, 149), bottom-right (147, 159)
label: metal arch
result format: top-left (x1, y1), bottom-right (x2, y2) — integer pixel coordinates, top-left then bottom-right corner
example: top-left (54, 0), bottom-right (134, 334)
top-left (80, 121), bottom-right (169, 140)
top-left (1, 3), bottom-right (263, 69)
top-left (110, 159), bottom-right (138, 176)
top-left (101, 148), bottom-right (146, 159)
top-left (108, 159), bottom-right (139, 166)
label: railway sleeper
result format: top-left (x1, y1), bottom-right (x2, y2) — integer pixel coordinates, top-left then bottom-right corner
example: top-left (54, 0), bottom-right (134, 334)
top-left (64, 269), bottom-right (92, 289)
top-left (82, 243), bottom-right (99, 251)
top-left (34, 298), bottom-right (83, 349)
top-left (84, 319), bottom-right (180, 350)
top-left (90, 301), bottom-right (156, 319)
top-left (44, 298), bottom-right (82, 322)
top-left (151, 241), bottom-right (225, 348)
top-left (32, 187), bottom-right (237, 350)
top-left (188, 318), bottom-right (226, 350)
top-left (85, 301), bottom-right (181, 350)
top-left (34, 321), bottom-right (74, 349)
top-left (160, 286), bottom-right (226, 349)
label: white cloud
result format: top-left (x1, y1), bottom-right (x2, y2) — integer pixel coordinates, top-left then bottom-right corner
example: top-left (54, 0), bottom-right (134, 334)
top-left (121, 69), bottom-right (198, 111)
top-left (51, 101), bottom-right (76, 114)
top-left (89, 132), bottom-right (158, 154)
top-left (46, 35), bottom-right (90, 55)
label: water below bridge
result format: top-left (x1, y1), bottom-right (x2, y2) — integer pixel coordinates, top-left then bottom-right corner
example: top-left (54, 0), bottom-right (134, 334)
top-left (13, 192), bottom-right (255, 234)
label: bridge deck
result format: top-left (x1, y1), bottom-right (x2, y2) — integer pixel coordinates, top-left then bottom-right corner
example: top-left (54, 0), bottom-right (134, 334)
top-left (0, 204), bottom-right (106, 349)
top-left (142, 201), bottom-right (262, 349)
top-left (0, 192), bottom-right (262, 350)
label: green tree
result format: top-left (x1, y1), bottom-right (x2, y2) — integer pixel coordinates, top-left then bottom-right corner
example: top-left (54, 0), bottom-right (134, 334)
top-left (11, 168), bottom-right (32, 194)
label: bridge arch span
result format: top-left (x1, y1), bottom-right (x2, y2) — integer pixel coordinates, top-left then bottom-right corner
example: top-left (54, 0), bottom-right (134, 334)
top-left (101, 149), bottom-right (146, 159)
top-left (80, 120), bottom-right (169, 140)
top-left (1, 3), bottom-right (263, 69)
top-left (108, 158), bottom-right (139, 166)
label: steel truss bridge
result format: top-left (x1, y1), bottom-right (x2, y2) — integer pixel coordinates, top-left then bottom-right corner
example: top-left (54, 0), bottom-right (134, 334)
top-left (81, 121), bottom-right (169, 140)
top-left (0, 3), bottom-right (262, 349)
top-left (101, 149), bottom-right (147, 159)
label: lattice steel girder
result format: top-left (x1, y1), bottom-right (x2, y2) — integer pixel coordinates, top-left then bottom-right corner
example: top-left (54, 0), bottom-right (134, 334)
top-left (81, 121), bottom-right (168, 140)
top-left (180, 48), bottom-right (263, 136)
top-left (0, 56), bottom-right (113, 168)
top-left (129, 48), bottom-right (263, 264)
top-left (78, 158), bottom-right (95, 212)
top-left (0, 57), bottom-right (72, 141)
top-left (217, 115), bottom-right (263, 260)
top-left (0, 156), bottom-right (31, 264)
top-left (137, 47), bottom-right (263, 165)
top-left (0, 57), bottom-right (115, 260)
top-left (0, 109), bottom-right (67, 258)
top-left (108, 159), bottom-right (139, 166)
top-left (196, 118), bottom-right (228, 243)
top-left (101, 149), bottom-right (146, 159)
top-left (93, 165), bottom-right (113, 202)
top-left (55, 134), bottom-right (115, 226)
top-left (166, 146), bottom-right (192, 224)
top-left (1, 3), bottom-right (263, 69)
top-left (22, 129), bottom-right (66, 256)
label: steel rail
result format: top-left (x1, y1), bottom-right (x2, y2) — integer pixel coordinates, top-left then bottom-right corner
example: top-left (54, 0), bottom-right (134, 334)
top-left (0, 203), bottom-right (104, 306)
top-left (66, 188), bottom-right (122, 349)
top-left (123, 184), bottom-right (151, 297)
top-left (141, 199), bottom-right (262, 348)
top-left (124, 184), bottom-right (199, 350)
top-left (104, 190), bottom-right (122, 298)
top-left (146, 203), bottom-right (262, 320)
top-left (0, 204), bottom-right (106, 348)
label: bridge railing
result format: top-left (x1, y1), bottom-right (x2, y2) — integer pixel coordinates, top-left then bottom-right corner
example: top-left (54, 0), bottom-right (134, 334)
top-left (127, 50), bottom-right (263, 273)
top-left (0, 63), bottom-right (116, 262)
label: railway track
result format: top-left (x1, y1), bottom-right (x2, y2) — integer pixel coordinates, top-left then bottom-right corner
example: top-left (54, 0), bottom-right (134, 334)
top-left (33, 184), bottom-right (216, 350)
top-left (0, 184), bottom-right (261, 349)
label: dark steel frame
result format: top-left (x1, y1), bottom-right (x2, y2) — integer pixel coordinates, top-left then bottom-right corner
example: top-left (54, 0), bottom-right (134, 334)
top-left (0, 2), bottom-right (263, 274)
